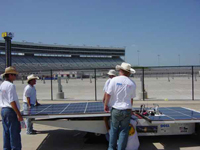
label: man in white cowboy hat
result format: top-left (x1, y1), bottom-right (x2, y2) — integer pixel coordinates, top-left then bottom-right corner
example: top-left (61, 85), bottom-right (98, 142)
top-left (0, 66), bottom-right (23, 150)
top-left (23, 74), bottom-right (40, 135)
top-left (104, 62), bottom-right (136, 150)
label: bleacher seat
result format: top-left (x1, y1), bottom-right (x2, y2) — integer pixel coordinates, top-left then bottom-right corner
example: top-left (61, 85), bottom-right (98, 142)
top-left (0, 55), bottom-right (123, 72)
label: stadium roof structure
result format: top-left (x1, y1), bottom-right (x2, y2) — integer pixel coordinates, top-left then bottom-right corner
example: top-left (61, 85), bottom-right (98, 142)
top-left (0, 40), bottom-right (125, 72)
top-left (0, 40), bottom-right (125, 56)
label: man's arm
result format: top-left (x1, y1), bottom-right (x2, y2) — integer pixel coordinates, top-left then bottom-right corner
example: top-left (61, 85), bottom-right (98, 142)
top-left (10, 101), bottom-right (23, 122)
top-left (104, 79), bottom-right (114, 112)
top-left (8, 85), bottom-right (23, 121)
top-left (131, 98), bottom-right (133, 106)
top-left (26, 97), bottom-right (31, 107)
top-left (103, 80), bottom-right (108, 103)
top-left (103, 93), bottom-right (106, 103)
top-left (104, 93), bottom-right (111, 112)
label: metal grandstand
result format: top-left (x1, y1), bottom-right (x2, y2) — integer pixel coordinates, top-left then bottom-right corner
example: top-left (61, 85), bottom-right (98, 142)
top-left (0, 40), bottom-right (125, 72)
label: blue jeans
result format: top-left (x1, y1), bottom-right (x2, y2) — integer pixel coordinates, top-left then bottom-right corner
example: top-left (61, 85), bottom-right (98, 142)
top-left (108, 108), bottom-right (131, 150)
top-left (1, 107), bottom-right (21, 150)
top-left (23, 103), bottom-right (35, 133)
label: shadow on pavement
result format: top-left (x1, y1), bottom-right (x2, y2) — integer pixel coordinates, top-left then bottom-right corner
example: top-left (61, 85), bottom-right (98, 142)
top-left (139, 135), bottom-right (200, 150)
top-left (36, 129), bottom-right (108, 150)
top-left (36, 129), bottom-right (200, 150)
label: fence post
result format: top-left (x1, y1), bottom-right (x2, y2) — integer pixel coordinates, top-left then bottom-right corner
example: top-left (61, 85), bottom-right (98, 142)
top-left (51, 69), bottom-right (53, 100)
top-left (142, 67), bottom-right (145, 101)
top-left (94, 69), bottom-right (97, 101)
top-left (192, 66), bottom-right (194, 100)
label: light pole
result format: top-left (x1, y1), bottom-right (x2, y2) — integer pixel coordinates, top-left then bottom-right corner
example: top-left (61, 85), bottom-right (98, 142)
top-left (2, 32), bottom-right (14, 67)
top-left (157, 54), bottom-right (160, 66)
top-left (137, 50), bottom-right (140, 66)
top-left (178, 54), bottom-right (180, 66)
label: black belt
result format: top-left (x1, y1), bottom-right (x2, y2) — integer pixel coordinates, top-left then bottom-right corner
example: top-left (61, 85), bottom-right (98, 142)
top-left (2, 107), bottom-right (12, 109)
top-left (112, 107), bottom-right (132, 111)
top-left (2, 107), bottom-right (14, 111)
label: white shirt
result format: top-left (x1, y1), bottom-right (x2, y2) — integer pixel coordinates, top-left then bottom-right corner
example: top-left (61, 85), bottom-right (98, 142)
top-left (103, 78), bottom-right (111, 93)
top-left (0, 81), bottom-right (20, 110)
top-left (106, 76), bottom-right (136, 110)
top-left (23, 84), bottom-right (37, 105)
top-left (126, 118), bottom-right (140, 150)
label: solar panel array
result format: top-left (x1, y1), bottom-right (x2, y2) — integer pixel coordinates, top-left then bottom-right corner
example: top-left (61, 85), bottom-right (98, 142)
top-left (21, 102), bottom-right (200, 122)
top-left (146, 107), bottom-right (200, 121)
top-left (21, 102), bottom-right (105, 116)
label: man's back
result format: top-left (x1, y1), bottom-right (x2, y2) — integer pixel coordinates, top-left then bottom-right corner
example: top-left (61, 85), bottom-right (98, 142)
top-left (107, 76), bottom-right (136, 110)
top-left (103, 78), bottom-right (111, 92)
top-left (0, 81), bottom-right (20, 110)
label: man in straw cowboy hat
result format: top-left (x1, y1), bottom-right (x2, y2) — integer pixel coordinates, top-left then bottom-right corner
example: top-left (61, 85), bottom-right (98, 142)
top-left (104, 62), bottom-right (136, 150)
top-left (0, 66), bottom-right (23, 150)
top-left (23, 74), bottom-right (40, 135)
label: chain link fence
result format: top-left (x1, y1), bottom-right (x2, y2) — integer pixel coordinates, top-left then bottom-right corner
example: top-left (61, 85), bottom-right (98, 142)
top-left (1, 66), bottom-right (199, 101)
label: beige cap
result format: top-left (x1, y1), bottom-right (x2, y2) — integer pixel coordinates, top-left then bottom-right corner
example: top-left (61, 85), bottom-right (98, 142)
top-left (107, 69), bottom-right (116, 76)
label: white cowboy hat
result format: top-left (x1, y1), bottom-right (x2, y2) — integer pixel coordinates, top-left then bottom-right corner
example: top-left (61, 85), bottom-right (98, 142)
top-left (107, 70), bottom-right (116, 76)
top-left (27, 74), bottom-right (39, 83)
top-left (116, 62), bottom-right (136, 74)
top-left (1, 66), bottom-right (18, 77)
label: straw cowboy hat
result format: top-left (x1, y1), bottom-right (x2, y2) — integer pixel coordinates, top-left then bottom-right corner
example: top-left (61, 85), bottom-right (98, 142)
top-left (27, 74), bottom-right (39, 83)
top-left (107, 70), bottom-right (116, 76)
top-left (1, 66), bottom-right (18, 77)
top-left (116, 62), bottom-right (136, 74)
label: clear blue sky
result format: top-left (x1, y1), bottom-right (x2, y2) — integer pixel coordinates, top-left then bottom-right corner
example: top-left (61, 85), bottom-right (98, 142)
top-left (1, 0), bottom-right (200, 66)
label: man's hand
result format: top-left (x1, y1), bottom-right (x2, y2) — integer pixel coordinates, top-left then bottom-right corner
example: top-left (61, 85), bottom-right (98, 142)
top-left (35, 102), bottom-right (41, 106)
top-left (132, 111), bottom-right (135, 115)
top-left (104, 105), bottom-right (109, 113)
top-left (103, 93), bottom-right (106, 103)
top-left (10, 101), bottom-right (24, 122)
top-left (18, 115), bottom-right (23, 122)
top-left (104, 93), bottom-right (111, 113)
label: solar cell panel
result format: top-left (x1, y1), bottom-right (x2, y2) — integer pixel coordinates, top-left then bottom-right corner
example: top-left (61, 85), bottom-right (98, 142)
top-left (192, 115), bottom-right (200, 119)
top-left (174, 116), bottom-right (194, 120)
top-left (21, 102), bottom-right (106, 116)
top-left (145, 107), bottom-right (200, 122)
top-left (61, 103), bottom-right (86, 114)
top-left (147, 116), bottom-right (173, 121)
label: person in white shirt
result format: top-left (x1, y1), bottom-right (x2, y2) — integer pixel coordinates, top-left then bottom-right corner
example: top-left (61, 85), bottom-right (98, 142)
top-left (0, 66), bottom-right (23, 150)
top-left (23, 74), bottom-right (40, 135)
top-left (104, 62), bottom-right (136, 150)
top-left (103, 69), bottom-right (116, 103)
top-left (103, 69), bottom-right (116, 133)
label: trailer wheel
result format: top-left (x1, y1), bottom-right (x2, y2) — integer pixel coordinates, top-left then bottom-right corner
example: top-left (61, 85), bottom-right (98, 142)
top-left (94, 133), bottom-right (101, 136)
top-left (195, 123), bottom-right (200, 140)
